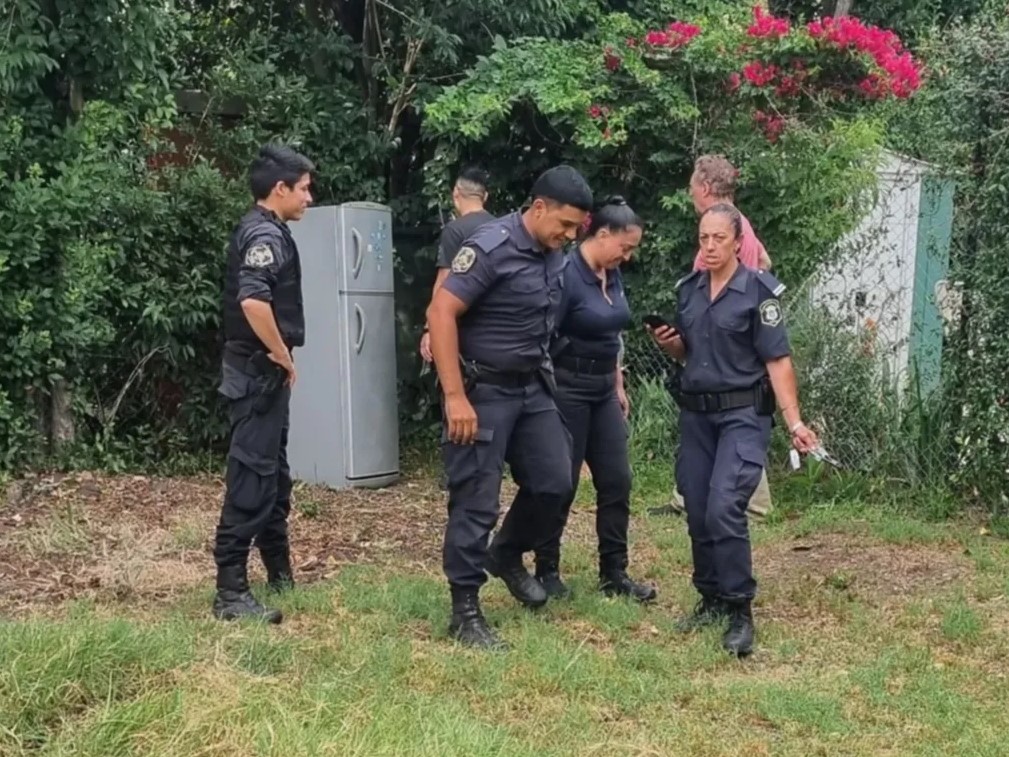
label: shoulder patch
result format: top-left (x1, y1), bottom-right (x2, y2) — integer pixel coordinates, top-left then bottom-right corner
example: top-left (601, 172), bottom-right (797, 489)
top-left (244, 243), bottom-right (275, 268)
top-left (451, 246), bottom-right (477, 273)
top-left (759, 298), bottom-right (783, 327)
top-left (470, 225), bottom-right (511, 254)
top-left (756, 270), bottom-right (786, 298)
top-left (675, 270), bottom-right (700, 291)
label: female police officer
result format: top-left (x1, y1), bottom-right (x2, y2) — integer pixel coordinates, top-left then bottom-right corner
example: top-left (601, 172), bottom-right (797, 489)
top-left (529, 197), bottom-right (656, 603)
top-left (650, 203), bottom-right (818, 657)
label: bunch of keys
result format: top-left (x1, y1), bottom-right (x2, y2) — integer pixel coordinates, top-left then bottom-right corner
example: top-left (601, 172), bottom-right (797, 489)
top-left (789, 445), bottom-right (841, 470)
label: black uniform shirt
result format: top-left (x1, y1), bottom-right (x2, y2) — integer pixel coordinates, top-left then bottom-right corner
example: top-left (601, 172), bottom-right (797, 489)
top-left (223, 205), bottom-right (305, 353)
top-left (674, 264), bottom-right (790, 393)
top-left (436, 209), bottom-right (496, 269)
top-left (555, 246), bottom-right (631, 361)
top-left (441, 211), bottom-right (564, 373)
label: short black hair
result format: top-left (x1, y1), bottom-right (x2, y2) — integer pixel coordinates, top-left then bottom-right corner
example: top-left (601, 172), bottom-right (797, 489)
top-left (586, 195), bottom-right (643, 236)
top-left (454, 165), bottom-right (489, 200)
top-left (701, 202), bottom-right (743, 239)
top-left (456, 165), bottom-right (489, 191)
top-left (530, 165), bottom-right (593, 212)
top-left (249, 143), bottom-right (315, 201)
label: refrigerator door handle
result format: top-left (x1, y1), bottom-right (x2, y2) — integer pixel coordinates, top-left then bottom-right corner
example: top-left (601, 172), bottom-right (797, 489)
top-left (351, 228), bottom-right (364, 280)
top-left (354, 303), bottom-right (367, 353)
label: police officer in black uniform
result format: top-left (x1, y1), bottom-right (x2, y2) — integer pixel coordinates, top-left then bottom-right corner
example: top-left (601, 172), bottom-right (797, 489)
top-left (212, 143), bottom-right (314, 624)
top-left (499, 197), bottom-right (655, 603)
top-left (427, 165), bottom-right (593, 650)
top-left (650, 203), bottom-right (818, 656)
top-left (420, 167), bottom-right (495, 363)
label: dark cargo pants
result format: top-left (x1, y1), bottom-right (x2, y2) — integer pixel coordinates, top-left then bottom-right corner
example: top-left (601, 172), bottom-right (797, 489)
top-left (676, 406), bottom-right (770, 601)
top-left (442, 379), bottom-right (573, 589)
top-left (519, 367), bottom-right (633, 570)
top-left (213, 362), bottom-right (293, 569)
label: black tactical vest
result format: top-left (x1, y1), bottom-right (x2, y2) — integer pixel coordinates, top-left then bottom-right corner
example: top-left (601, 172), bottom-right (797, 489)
top-left (222, 206), bottom-right (305, 358)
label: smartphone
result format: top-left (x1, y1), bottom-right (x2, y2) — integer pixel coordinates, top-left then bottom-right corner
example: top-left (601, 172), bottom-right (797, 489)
top-left (642, 314), bottom-right (673, 330)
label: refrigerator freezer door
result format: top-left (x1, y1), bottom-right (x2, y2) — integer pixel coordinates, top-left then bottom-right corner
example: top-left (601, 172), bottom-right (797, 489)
top-left (339, 202), bottom-right (394, 294)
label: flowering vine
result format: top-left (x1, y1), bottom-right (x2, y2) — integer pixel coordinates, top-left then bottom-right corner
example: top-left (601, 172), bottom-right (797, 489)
top-left (637, 21), bottom-right (702, 50)
top-left (589, 6), bottom-right (922, 144)
top-left (747, 6), bottom-right (790, 39)
top-left (807, 15), bottom-right (923, 98)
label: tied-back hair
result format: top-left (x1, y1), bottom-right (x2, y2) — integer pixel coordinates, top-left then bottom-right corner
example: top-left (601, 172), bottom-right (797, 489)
top-left (584, 195), bottom-right (643, 236)
top-left (701, 202), bottom-right (743, 240)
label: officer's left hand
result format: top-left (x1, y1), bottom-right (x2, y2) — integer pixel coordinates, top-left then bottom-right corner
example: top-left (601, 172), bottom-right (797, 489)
top-left (617, 386), bottom-right (630, 419)
top-left (791, 422), bottom-right (818, 454)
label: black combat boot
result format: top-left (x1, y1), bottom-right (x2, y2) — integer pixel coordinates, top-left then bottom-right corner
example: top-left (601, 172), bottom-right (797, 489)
top-left (260, 547), bottom-right (295, 593)
top-left (599, 562), bottom-right (657, 604)
top-left (535, 559), bottom-right (572, 600)
top-left (212, 563), bottom-right (283, 624)
top-left (485, 548), bottom-right (548, 608)
top-left (722, 600), bottom-right (755, 657)
top-left (448, 587), bottom-right (507, 650)
top-left (674, 594), bottom-right (728, 633)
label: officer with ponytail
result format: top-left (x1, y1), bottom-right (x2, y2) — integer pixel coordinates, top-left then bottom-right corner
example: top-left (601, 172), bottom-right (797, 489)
top-left (496, 196), bottom-right (656, 603)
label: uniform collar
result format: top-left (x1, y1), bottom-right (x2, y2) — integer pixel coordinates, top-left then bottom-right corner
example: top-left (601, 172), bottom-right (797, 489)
top-left (697, 263), bottom-right (748, 294)
top-left (572, 245), bottom-right (615, 287)
top-left (253, 203), bottom-right (289, 229)
top-left (508, 211), bottom-right (543, 253)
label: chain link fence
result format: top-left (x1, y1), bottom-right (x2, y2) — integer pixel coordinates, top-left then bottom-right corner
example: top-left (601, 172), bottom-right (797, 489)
top-left (622, 152), bottom-right (958, 488)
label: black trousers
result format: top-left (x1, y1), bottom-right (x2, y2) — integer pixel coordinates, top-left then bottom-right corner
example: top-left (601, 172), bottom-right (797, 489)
top-left (676, 406), bottom-right (770, 600)
top-left (443, 380), bottom-right (573, 589)
top-left (501, 366), bottom-right (632, 571)
top-left (213, 368), bottom-right (293, 570)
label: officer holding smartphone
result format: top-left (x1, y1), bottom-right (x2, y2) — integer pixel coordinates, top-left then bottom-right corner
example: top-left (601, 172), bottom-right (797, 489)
top-left (649, 204), bottom-right (817, 657)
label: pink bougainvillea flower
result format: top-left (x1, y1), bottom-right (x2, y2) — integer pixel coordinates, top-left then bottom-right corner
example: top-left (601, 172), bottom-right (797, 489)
top-left (642, 21), bottom-right (701, 49)
top-left (742, 60), bottom-right (779, 87)
top-left (747, 5), bottom-right (790, 39)
top-left (604, 47), bottom-right (622, 71)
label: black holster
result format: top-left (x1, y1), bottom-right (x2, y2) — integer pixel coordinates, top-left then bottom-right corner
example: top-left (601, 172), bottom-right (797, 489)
top-left (756, 375), bottom-right (776, 416)
top-left (538, 366), bottom-right (558, 396)
top-left (247, 351), bottom-right (287, 413)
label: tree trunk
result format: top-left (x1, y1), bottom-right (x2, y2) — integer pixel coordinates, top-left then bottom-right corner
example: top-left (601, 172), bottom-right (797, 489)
top-left (49, 379), bottom-right (76, 451)
top-left (832, 0), bottom-right (853, 16)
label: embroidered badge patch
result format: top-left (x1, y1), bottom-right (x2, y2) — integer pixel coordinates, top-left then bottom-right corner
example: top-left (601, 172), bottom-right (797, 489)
top-left (759, 299), bottom-right (783, 327)
top-left (245, 244), bottom-right (274, 268)
top-left (452, 246), bottom-right (476, 274)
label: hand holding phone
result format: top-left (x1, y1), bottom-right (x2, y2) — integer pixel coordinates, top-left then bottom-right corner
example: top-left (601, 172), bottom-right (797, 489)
top-left (642, 314), bottom-right (671, 330)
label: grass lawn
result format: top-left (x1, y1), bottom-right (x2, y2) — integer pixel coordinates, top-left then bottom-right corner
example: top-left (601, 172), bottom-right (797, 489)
top-left (2, 464), bottom-right (1009, 756)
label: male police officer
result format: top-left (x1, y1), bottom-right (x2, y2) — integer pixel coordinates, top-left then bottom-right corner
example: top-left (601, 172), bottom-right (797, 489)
top-left (427, 165), bottom-right (593, 650)
top-left (420, 167), bottom-right (495, 363)
top-left (212, 143), bottom-right (314, 624)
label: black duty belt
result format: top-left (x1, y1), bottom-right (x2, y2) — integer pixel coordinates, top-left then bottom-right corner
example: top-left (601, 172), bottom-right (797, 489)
top-left (554, 355), bottom-right (618, 376)
top-left (677, 386), bottom-right (764, 413)
top-left (223, 346), bottom-right (291, 377)
top-left (468, 362), bottom-right (539, 388)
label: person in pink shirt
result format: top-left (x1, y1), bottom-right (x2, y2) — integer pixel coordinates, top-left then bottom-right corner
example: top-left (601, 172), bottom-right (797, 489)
top-left (688, 155), bottom-right (772, 272)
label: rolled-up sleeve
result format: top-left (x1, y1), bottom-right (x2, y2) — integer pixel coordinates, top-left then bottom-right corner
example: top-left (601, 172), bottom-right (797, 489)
top-left (238, 233), bottom-right (284, 303)
top-left (754, 292), bottom-right (791, 361)
top-left (440, 247), bottom-right (497, 307)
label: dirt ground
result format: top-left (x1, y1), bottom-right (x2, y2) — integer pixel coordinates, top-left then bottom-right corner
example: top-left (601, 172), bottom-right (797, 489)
top-left (0, 471), bottom-right (974, 616)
